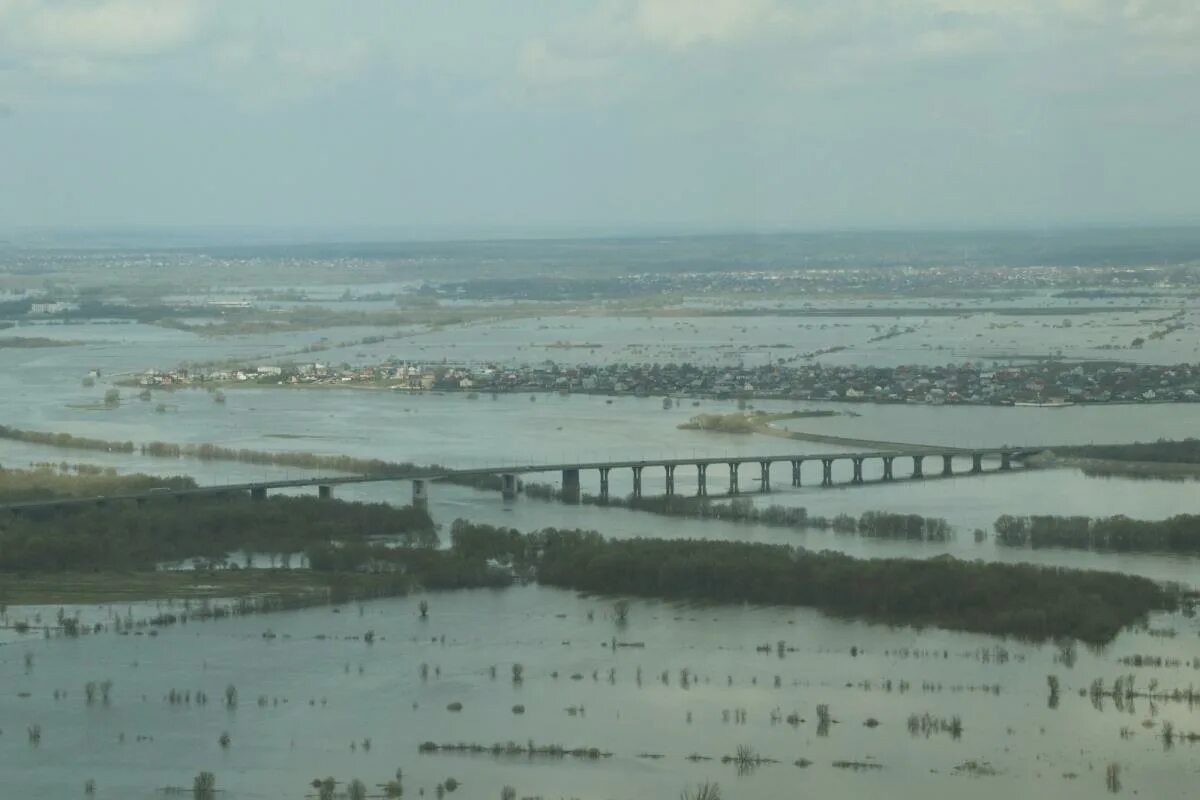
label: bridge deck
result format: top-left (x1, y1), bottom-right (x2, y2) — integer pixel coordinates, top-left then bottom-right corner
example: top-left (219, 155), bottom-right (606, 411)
top-left (0, 448), bottom-right (1035, 513)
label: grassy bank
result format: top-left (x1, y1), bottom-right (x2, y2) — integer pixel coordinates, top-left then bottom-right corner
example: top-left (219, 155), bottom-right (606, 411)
top-left (1038, 440), bottom-right (1200, 479)
top-left (0, 464), bottom-right (194, 504)
top-left (677, 410), bottom-right (837, 435)
top-left (0, 423), bottom-right (502, 492)
top-left (0, 569), bottom-right (349, 605)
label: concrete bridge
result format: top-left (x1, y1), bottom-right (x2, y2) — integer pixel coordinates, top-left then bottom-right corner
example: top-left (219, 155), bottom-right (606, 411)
top-left (0, 447), bottom-right (1038, 514)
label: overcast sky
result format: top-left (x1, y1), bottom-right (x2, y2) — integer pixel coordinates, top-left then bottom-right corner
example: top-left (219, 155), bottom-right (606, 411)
top-left (2, 0), bottom-right (1198, 235)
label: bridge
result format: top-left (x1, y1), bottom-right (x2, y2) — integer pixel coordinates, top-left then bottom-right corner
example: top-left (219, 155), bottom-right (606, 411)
top-left (0, 446), bottom-right (1039, 514)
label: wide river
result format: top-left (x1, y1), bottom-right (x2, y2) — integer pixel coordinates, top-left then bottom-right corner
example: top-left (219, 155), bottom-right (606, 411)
top-left (3, 313), bottom-right (1200, 798)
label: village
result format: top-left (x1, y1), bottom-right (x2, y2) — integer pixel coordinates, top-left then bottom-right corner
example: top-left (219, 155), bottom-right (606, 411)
top-left (129, 357), bottom-right (1200, 407)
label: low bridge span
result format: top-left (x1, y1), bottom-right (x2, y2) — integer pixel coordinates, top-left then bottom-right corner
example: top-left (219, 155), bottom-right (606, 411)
top-left (1, 446), bottom-right (1040, 513)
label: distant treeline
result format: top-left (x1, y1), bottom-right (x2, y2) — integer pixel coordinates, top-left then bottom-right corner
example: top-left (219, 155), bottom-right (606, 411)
top-left (1062, 439), bottom-right (1200, 464)
top-left (0, 337), bottom-right (82, 348)
top-left (995, 514), bottom-right (1200, 554)
top-left (0, 465), bottom-right (193, 504)
top-left (0, 495), bottom-right (1177, 642)
top-left (0, 299), bottom-right (219, 323)
top-left (444, 522), bottom-right (1174, 645)
top-left (0, 495), bottom-right (435, 572)
top-left (0, 425), bottom-right (135, 453)
top-left (524, 484), bottom-right (953, 542)
top-left (0, 424), bottom-right (500, 491)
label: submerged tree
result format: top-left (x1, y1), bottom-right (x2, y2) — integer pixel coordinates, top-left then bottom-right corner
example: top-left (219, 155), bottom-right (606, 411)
top-left (681, 783), bottom-right (722, 800)
top-left (193, 771), bottom-right (216, 800)
top-left (1105, 763), bottom-right (1121, 794)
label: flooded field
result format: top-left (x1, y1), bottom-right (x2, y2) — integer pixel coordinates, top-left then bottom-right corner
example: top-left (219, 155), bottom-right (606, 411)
top-left (4, 586), bottom-right (1199, 800)
top-left (4, 309), bottom-right (1200, 798)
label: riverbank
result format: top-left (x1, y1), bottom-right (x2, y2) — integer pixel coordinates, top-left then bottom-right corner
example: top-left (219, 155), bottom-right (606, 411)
top-left (0, 569), bottom-right (347, 605)
top-left (677, 410), bottom-right (957, 452)
top-left (1030, 452), bottom-right (1200, 479)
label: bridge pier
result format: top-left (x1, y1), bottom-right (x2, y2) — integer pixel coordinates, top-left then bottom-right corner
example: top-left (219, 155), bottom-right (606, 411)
top-left (632, 466), bottom-right (643, 498)
top-left (821, 458), bottom-right (834, 487)
top-left (912, 455), bottom-right (924, 479)
top-left (598, 467), bottom-right (611, 502)
top-left (318, 484), bottom-right (333, 500)
top-left (851, 457), bottom-right (864, 484)
top-left (412, 479), bottom-right (429, 510)
top-left (1001, 452), bottom-right (1012, 471)
top-left (501, 473), bottom-right (518, 501)
top-left (971, 453), bottom-right (983, 474)
top-left (759, 461), bottom-right (771, 493)
top-left (882, 456), bottom-right (894, 481)
top-left (561, 468), bottom-right (581, 503)
top-left (791, 459), bottom-right (803, 487)
top-left (250, 487), bottom-right (267, 501)
top-left (664, 464), bottom-right (676, 497)
top-left (728, 462), bottom-right (740, 495)
top-left (942, 455), bottom-right (954, 477)
top-left (696, 463), bottom-right (707, 497)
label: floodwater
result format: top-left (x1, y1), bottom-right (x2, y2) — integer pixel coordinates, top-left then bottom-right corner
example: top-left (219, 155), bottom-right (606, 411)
top-left (4, 586), bottom-right (1199, 800)
top-left (4, 312), bottom-right (1200, 798)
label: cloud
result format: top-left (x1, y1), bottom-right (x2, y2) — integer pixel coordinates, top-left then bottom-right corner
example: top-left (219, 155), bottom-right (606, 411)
top-left (0, 0), bottom-right (205, 99)
top-left (629, 0), bottom-right (794, 50)
top-left (0, 1), bottom-right (380, 108)
top-left (911, 27), bottom-right (1002, 60)
top-left (208, 37), bottom-right (375, 109)
top-left (512, 0), bottom-right (1200, 105)
top-left (1120, 0), bottom-right (1200, 69)
top-left (4, 0), bottom-right (203, 57)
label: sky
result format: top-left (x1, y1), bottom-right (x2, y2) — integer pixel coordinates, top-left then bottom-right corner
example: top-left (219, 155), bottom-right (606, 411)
top-left (1, 0), bottom-right (1198, 236)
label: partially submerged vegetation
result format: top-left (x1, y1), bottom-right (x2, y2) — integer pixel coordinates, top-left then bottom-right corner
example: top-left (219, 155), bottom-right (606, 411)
top-left (526, 487), bottom-right (956, 542)
top-left (0, 494), bottom-right (434, 571)
top-left (528, 530), bottom-right (1175, 644)
top-left (1042, 439), bottom-right (1200, 479)
top-left (0, 464), bottom-right (194, 504)
top-left (1061, 439), bottom-right (1200, 464)
top-left (677, 410), bottom-right (837, 435)
top-left (0, 336), bottom-right (85, 348)
top-left (995, 513), bottom-right (1200, 554)
top-left (0, 502), bottom-right (1175, 642)
top-left (0, 423), bottom-right (501, 490)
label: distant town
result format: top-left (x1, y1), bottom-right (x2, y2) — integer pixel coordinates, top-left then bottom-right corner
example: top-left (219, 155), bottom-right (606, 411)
top-left (127, 357), bottom-right (1200, 406)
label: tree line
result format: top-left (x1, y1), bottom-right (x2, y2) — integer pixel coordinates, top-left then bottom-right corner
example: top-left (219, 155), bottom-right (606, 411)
top-left (0, 424), bottom-right (500, 490)
top-left (0, 497), bottom-right (1177, 643)
top-left (525, 527), bottom-right (1174, 645)
top-left (1063, 439), bottom-right (1200, 464)
top-left (525, 484), bottom-right (953, 542)
top-left (0, 495), bottom-right (435, 572)
top-left (426, 521), bottom-right (1174, 645)
top-left (995, 513), bottom-right (1200, 554)
top-left (0, 425), bottom-right (135, 453)
top-left (0, 465), bottom-right (194, 504)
